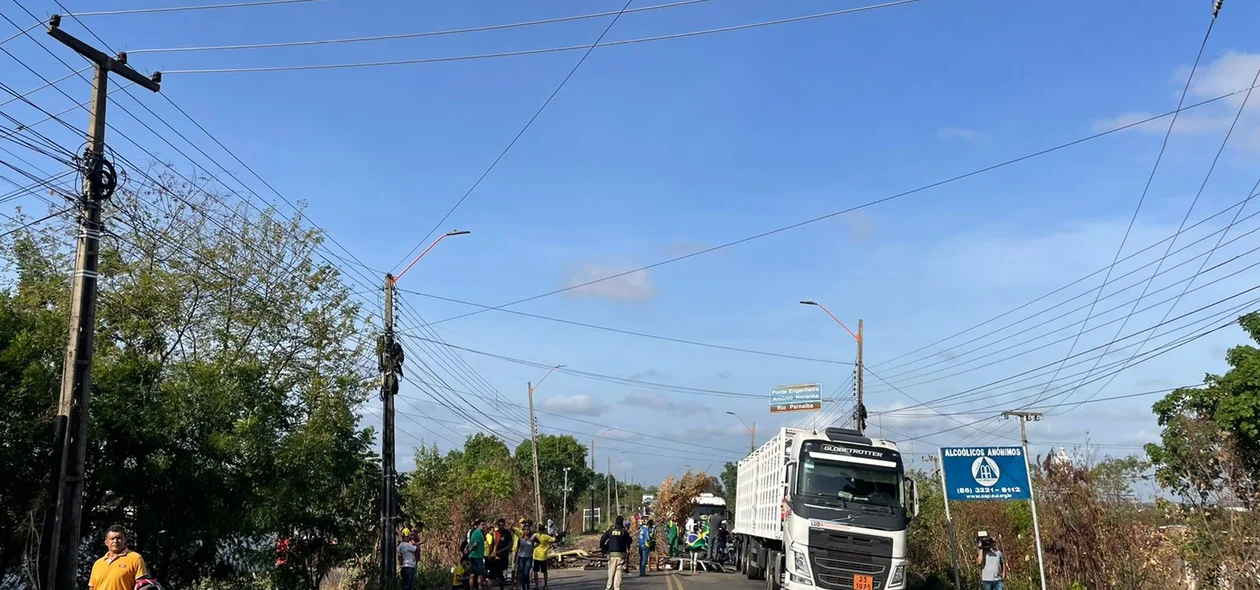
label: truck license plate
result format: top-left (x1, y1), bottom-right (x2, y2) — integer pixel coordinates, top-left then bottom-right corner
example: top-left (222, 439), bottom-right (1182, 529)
top-left (853, 574), bottom-right (874, 590)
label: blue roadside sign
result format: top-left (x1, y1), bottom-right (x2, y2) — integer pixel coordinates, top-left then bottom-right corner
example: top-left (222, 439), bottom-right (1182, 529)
top-left (939, 446), bottom-right (1032, 501)
top-left (770, 383), bottom-right (822, 413)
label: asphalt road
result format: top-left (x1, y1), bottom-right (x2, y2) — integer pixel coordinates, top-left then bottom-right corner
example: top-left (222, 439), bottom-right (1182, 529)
top-left (537, 563), bottom-right (760, 590)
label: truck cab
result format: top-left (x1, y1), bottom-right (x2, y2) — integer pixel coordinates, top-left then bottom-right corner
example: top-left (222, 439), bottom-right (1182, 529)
top-left (735, 427), bottom-right (918, 590)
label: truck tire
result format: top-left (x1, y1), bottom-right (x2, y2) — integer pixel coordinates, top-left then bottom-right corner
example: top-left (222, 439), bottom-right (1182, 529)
top-left (765, 551), bottom-right (782, 590)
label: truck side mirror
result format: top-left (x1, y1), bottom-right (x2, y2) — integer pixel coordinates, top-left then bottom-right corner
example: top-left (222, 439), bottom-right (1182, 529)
top-left (905, 477), bottom-right (919, 518)
top-left (784, 460), bottom-right (797, 492)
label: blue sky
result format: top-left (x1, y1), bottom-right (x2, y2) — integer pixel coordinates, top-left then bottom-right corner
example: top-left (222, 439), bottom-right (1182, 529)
top-left (4, 0), bottom-right (1260, 490)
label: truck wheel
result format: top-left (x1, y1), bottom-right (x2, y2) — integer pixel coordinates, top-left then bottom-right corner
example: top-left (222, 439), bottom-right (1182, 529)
top-left (765, 552), bottom-right (781, 590)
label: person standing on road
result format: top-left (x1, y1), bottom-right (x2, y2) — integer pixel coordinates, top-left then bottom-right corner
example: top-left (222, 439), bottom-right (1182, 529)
top-left (399, 532), bottom-right (419, 590)
top-left (666, 520), bottom-right (679, 558)
top-left (600, 516), bottom-right (630, 590)
top-left (516, 523), bottom-right (536, 590)
top-left (976, 539), bottom-right (1007, 590)
top-left (637, 519), bottom-right (653, 577)
top-left (469, 520), bottom-right (489, 590)
top-left (89, 524), bottom-right (149, 590)
top-left (532, 524), bottom-right (556, 590)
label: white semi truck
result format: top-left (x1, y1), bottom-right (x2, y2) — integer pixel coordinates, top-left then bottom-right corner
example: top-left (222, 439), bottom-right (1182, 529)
top-left (733, 427), bottom-right (918, 590)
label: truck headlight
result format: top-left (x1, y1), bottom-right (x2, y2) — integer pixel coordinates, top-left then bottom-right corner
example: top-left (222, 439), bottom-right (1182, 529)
top-left (793, 550), bottom-right (808, 574)
top-left (890, 564), bottom-right (906, 587)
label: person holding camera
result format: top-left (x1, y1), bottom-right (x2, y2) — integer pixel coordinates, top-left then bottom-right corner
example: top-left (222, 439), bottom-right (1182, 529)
top-left (975, 534), bottom-right (1007, 590)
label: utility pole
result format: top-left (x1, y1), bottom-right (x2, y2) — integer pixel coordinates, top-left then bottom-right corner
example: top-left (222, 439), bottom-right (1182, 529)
top-left (590, 439), bottom-right (597, 531)
top-left (856, 319), bottom-right (865, 433)
top-left (1002, 410), bottom-right (1048, 590)
top-left (41, 16), bottom-right (160, 590)
top-left (749, 421), bottom-right (756, 453)
top-left (562, 467), bottom-right (571, 534)
top-left (932, 454), bottom-right (962, 590)
top-left (606, 456), bottom-right (612, 522)
top-left (528, 381), bottom-right (543, 525)
top-left (378, 274), bottom-right (401, 589)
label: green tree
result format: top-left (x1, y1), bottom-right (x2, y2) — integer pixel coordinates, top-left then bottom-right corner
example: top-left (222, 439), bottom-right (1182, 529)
top-left (719, 462), bottom-right (738, 522)
top-left (0, 176), bottom-right (378, 589)
top-left (512, 434), bottom-right (594, 521)
top-left (1147, 312), bottom-right (1260, 506)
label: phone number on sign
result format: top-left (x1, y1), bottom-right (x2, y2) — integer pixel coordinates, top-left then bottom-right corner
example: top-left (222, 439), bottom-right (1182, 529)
top-left (954, 486), bottom-right (1023, 495)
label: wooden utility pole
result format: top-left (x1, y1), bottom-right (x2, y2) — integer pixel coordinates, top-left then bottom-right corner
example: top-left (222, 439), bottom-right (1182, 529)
top-left (379, 274), bottom-right (400, 589)
top-left (528, 381), bottom-right (543, 524)
top-left (855, 319), bottom-right (866, 433)
top-left (41, 16), bottom-right (160, 590)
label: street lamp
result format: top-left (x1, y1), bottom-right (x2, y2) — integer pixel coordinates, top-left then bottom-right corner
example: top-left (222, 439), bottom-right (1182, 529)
top-left (393, 229), bottom-right (471, 283)
top-left (378, 229), bottom-right (469, 589)
top-left (726, 411), bottom-right (756, 453)
top-left (799, 299), bottom-right (866, 433)
top-left (528, 365), bottom-right (564, 525)
top-left (562, 467), bottom-right (572, 534)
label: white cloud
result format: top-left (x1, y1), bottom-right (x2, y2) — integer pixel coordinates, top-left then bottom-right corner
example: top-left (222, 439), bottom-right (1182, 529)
top-left (1093, 51), bottom-right (1260, 149)
top-left (562, 262), bottom-right (658, 302)
top-left (618, 391), bottom-right (714, 414)
top-left (538, 393), bottom-right (607, 416)
top-left (936, 126), bottom-right (988, 143)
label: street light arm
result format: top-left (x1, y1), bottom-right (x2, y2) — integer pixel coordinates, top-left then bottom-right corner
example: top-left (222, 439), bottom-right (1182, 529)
top-left (535, 365), bottom-right (565, 389)
top-left (725, 411), bottom-right (752, 433)
top-left (802, 300), bottom-right (860, 342)
top-left (393, 229), bottom-right (470, 284)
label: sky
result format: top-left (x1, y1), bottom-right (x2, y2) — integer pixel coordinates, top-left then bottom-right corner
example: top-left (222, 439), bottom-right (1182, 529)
top-left (2, 0), bottom-right (1260, 491)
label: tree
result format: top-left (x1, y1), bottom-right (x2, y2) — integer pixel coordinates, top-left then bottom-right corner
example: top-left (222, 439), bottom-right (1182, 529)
top-left (719, 462), bottom-right (738, 522)
top-left (1146, 312), bottom-right (1260, 586)
top-left (0, 175), bottom-right (378, 589)
top-left (512, 434), bottom-right (594, 519)
top-left (1147, 312), bottom-right (1260, 509)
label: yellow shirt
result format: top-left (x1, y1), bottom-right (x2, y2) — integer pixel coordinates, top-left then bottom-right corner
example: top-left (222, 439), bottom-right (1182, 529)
top-left (89, 550), bottom-right (148, 590)
top-left (452, 564), bottom-right (467, 588)
top-left (532, 534), bottom-right (556, 561)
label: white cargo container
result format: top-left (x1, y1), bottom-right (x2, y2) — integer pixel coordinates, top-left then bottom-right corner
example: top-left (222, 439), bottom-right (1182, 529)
top-left (732, 427), bottom-right (918, 590)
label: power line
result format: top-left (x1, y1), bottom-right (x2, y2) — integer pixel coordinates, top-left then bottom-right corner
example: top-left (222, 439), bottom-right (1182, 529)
top-left (395, 288), bottom-right (853, 366)
top-left (131, 0), bottom-right (713, 54)
top-left (388, 0), bottom-right (637, 274)
top-left (865, 286), bottom-right (1260, 418)
top-left (1027, 9), bottom-right (1221, 407)
top-left (68, 0), bottom-right (328, 17)
top-left (164, 0), bottom-right (928, 75)
top-left (418, 81), bottom-right (1260, 329)
top-left (872, 192), bottom-right (1260, 377)
top-left (1050, 65), bottom-right (1260, 416)
top-left (0, 204), bottom-right (73, 238)
top-left (867, 236), bottom-right (1260, 394)
top-left (399, 334), bottom-right (766, 399)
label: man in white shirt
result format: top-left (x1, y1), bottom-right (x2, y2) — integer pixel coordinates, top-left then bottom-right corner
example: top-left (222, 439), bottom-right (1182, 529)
top-left (399, 532), bottom-right (420, 590)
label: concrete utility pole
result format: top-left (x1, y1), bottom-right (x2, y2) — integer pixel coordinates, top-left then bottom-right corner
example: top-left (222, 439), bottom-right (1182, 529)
top-left (379, 274), bottom-right (399, 589)
top-left (856, 319), bottom-right (865, 433)
top-left (800, 301), bottom-right (866, 432)
top-left (606, 457), bottom-right (612, 522)
top-left (725, 411), bottom-right (756, 452)
top-left (529, 381), bottom-right (543, 523)
top-left (381, 228), bottom-right (466, 587)
top-left (562, 467), bottom-right (571, 533)
top-left (528, 365), bottom-right (562, 526)
top-left (41, 16), bottom-right (160, 590)
top-left (590, 439), bottom-right (597, 531)
top-left (1002, 410), bottom-right (1048, 590)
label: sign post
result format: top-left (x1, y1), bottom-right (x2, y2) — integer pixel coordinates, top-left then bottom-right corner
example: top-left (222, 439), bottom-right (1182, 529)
top-left (935, 452), bottom-right (963, 590)
top-left (770, 383), bottom-right (823, 413)
top-left (939, 445), bottom-right (1044, 590)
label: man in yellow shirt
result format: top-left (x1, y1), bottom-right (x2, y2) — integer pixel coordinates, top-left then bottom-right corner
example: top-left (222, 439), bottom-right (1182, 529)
top-left (89, 525), bottom-right (148, 590)
top-left (532, 525), bottom-right (557, 590)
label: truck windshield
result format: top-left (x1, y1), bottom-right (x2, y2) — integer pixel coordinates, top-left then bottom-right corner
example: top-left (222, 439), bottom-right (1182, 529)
top-left (798, 458), bottom-right (903, 508)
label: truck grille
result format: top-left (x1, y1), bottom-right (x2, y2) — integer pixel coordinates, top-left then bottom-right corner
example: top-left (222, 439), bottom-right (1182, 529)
top-left (806, 531), bottom-right (892, 590)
